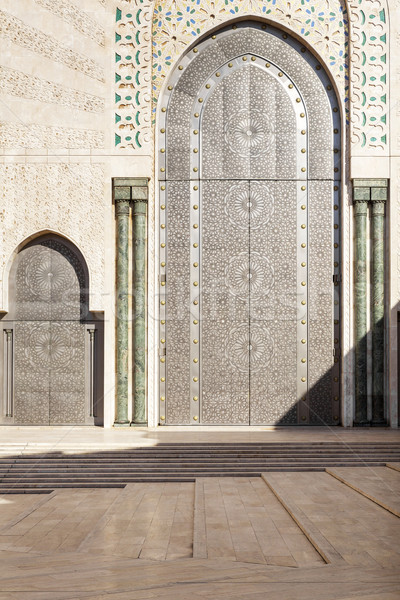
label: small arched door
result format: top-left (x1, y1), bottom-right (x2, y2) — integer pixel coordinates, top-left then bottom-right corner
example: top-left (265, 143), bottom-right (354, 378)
top-left (1, 236), bottom-right (102, 425)
top-left (159, 22), bottom-right (341, 425)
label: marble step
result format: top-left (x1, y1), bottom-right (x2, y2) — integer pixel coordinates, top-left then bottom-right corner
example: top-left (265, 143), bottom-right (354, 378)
top-left (0, 460), bottom-right (392, 473)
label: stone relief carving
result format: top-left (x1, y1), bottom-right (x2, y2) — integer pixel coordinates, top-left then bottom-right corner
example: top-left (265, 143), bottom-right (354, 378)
top-left (0, 164), bottom-right (105, 311)
top-left (0, 67), bottom-right (105, 113)
top-left (0, 121), bottom-right (104, 149)
top-left (348, 0), bottom-right (388, 153)
top-left (0, 9), bottom-right (104, 82)
top-left (34, 0), bottom-right (106, 46)
top-left (114, 0), bottom-right (388, 155)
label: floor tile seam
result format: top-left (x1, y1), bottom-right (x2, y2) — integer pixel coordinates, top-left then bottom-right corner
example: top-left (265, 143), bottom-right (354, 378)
top-left (193, 479), bottom-right (207, 559)
top-left (166, 481), bottom-right (195, 558)
top-left (330, 465), bottom-right (400, 495)
top-left (155, 484), bottom-right (179, 559)
top-left (139, 483), bottom-right (171, 559)
top-left (0, 491), bottom-right (57, 534)
top-left (261, 474), bottom-right (345, 566)
top-left (217, 478), bottom-right (244, 560)
top-left (203, 480), bottom-right (234, 548)
top-left (219, 479), bottom-right (268, 563)
top-left (325, 469), bottom-right (400, 519)
top-left (75, 486), bottom-right (142, 553)
top-left (3, 499), bottom-right (61, 540)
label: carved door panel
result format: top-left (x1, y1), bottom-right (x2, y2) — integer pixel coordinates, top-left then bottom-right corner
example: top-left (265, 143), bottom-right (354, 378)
top-left (201, 180), bottom-right (250, 424)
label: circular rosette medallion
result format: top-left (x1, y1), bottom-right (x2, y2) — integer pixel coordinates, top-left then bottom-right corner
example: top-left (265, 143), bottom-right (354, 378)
top-left (224, 181), bottom-right (274, 229)
top-left (224, 108), bottom-right (275, 158)
top-left (24, 248), bottom-right (69, 300)
top-left (225, 251), bottom-right (274, 301)
top-left (27, 323), bottom-right (74, 371)
top-left (226, 323), bottom-right (274, 373)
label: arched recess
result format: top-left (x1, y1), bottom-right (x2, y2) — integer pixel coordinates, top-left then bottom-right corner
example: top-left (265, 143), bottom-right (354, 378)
top-left (0, 233), bottom-right (103, 425)
top-left (157, 21), bottom-right (342, 426)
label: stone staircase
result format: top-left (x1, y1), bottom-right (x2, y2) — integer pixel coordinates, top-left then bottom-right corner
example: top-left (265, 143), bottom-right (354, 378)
top-left (1, 442), bottom-right (399, 493)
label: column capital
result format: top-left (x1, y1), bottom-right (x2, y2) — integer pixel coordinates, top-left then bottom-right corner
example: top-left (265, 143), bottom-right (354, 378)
top-left (113, 178), bottom-right (149, 205)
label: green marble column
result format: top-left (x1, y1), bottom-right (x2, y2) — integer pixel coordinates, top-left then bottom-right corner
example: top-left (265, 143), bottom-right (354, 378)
top-left (371, 188), bottom-right (387, 424)
top-left (113, 184), bottom-right (131, 425)
top-left (353, 192), bottom-right (369, 425)
top-left (131, 181), bottom-right (149, 426)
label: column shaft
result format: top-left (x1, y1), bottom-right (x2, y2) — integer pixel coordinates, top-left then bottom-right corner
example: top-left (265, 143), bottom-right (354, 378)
top-left (132, 198), bottom-right (147, 425)
top-left (371, 199), bottom-right (386, 424)
top-left (114, 198), bottom-right (130, 424)
top-left (353, 199), bottom-right (369, 424)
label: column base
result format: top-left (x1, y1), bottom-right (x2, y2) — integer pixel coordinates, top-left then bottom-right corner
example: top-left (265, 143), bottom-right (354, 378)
top-left (114, 421), bottom-right (130, 427)
top-left (130, 422), bottom-right (148, 427)
top-left (371, 420), bottom-right (388, 427)
top-left (353, 420), bottom-right (371, 427)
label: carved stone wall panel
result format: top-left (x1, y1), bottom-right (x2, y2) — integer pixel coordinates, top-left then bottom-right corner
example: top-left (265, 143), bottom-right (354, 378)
top-left (33, 0), bottom-right (106, 47)
top-left (0, 164), bottom-right (105, 311)
top-left (249, 180), bottom-right (297, 424)
top-left (0, 67), bottom-right (105, 114)
top-left (0, 9), bottom-right (104, 82)
top-left (308, 180), bottom-right (335, 425)
top-left (0, 122), bottom-right (104, 149)
top-left (165, 181), bottom-right (191, 424)
top-left (201, 180), bottom-right (250, 425)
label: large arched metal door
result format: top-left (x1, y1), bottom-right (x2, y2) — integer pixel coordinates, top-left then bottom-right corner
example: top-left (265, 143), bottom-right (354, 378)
top-left (159, 23), bottom-right (341, 425)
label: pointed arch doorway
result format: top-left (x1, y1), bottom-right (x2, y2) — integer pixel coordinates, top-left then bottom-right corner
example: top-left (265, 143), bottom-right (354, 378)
top-left (158, 22), bottom-right (341, 425)
top-left (1, 234), bottom-right (103, 425)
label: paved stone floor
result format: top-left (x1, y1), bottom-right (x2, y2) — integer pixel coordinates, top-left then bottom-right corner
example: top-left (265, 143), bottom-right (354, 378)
top-left (0, 428), bottom-right (399, 598)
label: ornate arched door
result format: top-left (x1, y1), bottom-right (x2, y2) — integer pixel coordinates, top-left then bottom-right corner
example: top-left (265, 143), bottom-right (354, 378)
top-left (1, 236), bottom-right (101, 425)
top-left (159, 22), bottom-right (341, 425)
